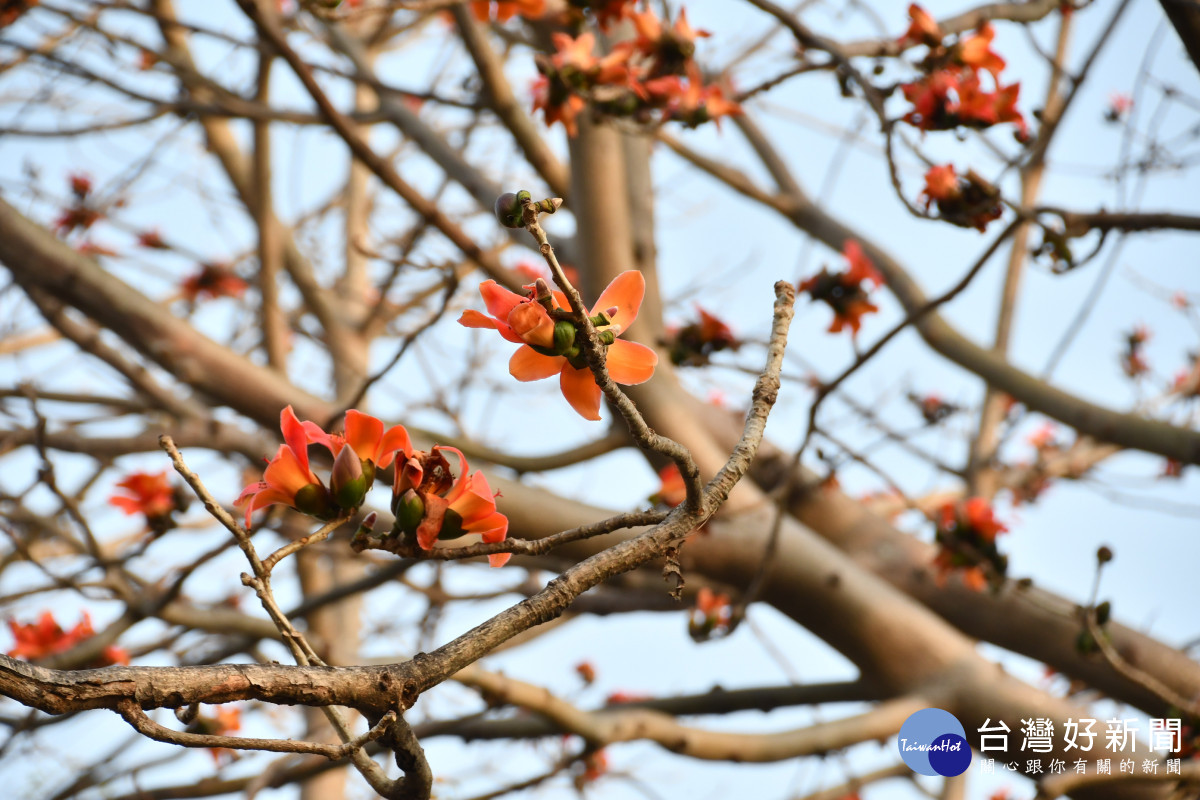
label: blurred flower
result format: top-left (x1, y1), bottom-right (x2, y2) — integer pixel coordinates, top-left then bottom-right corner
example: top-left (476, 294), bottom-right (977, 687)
top-left (575, 661), bottom-right (596, 684)
top-left (110, 470), bottom-right (180, 526)
top-left (897, 3), bottom-right (941, 48)
top-left (650, 463), bottom-right (687, 507)
top-left (919, 164), bottom-right (1002, 231)
top-left (1105, 92), bottom-right (1133, 123)
top-left (469, 0), bottom-right (543, 23)
top-left (7, 611), bottom-right (129, 667)
top-left (181, 263), bottom-right (248, 303)
top-left (798, 240), bottom-right (883, 337)
top-left (932, 497), bottom-right (1008, 590)
top-left (688, 586), bottom-right (732, 640)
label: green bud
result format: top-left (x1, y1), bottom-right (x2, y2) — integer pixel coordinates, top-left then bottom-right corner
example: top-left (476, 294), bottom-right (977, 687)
top-left (331, 447), bottom-right (368, 511)
top-left (393, 489), bottom-right (425, 534)
top-left (437, 508), bottom-right (467, 540)
top-left (552, 320), bottom-right (576, 355)
top-left (293, 483), bottom-right (336, 519)
top-left (494, 192), bottom-right (524, 229)
top-left (597, 330), bottom-right (616, 346)
top-left (1095, 600), bottom-right (1111, 626)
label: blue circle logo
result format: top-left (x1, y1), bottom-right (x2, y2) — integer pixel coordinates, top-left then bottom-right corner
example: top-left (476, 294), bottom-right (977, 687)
top-left (897, 708), bottom-right (971, 776)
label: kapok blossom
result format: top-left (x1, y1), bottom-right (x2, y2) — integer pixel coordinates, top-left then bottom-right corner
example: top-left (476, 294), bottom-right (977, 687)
top-left (798, 240), bottom-right (884, 337)
top-left (181, 263), bottom-right (249, 303)
top-left (469, 0), bottom-right (543, 23)
top-left (932, 497), bottom-right (1009, 591)
top-left (919, 164), bottom-right (1003, 232)
top-left (688, 586), bottom-right (732, 639)
top-left (110, 470), bottom-right (177, 520)
top-left (650, 463), bottom-right (687, 507)
top-left (7, 611), bottom-right (130, 667)
top-left (235, 406), bottom-right (409, 526)
top-left (458, 271), bottom-right (658, 420)
top-left (391, 446), bottom-right (510, 567)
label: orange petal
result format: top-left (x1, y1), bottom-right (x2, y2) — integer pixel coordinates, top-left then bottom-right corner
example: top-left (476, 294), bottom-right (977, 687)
top-left (592, 270), bottom-right (644, 332)
top-left (488, 552), bottom-right (512, 568)
top-left (449, 473), bottom-right (496, 524)
top-left (510, 346), bottom-right (564, 381)
top-left (343, 410), bottom-right (383, 462)
top-left (560, 364), bottom-right (603, 420)
top-left (376, 425), bottom-right (413, 469)
top-left (480, 280), bottom-right (526, 322)
top-left (280, 406), bottom-right (312, 474)
top-left (459, 309), bottom-right (523, 344)
top-left (606, 339), bottom-right (657, 385)
top-left (263, 444), bottom-right (316, 495)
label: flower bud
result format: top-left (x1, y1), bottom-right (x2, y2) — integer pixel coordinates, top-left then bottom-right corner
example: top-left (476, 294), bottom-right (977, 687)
top-left (1096, 545), bottom-right (1113, 564)
top-left (293, 483), bottom-right (336, 519)
top-left (552, 320), bottom-right (576, 354)
top-left (494, 191), bottom-right (530, 229)
top-left (437, 508), bottom-right (467, 540)
top-left (393, 488), bottom-right (425, 534)
top-left (331, 447), bottom-right (368, 511)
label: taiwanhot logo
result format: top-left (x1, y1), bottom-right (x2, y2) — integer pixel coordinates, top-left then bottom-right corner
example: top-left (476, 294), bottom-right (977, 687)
top-left (897, 708), bottom-right (972, 777)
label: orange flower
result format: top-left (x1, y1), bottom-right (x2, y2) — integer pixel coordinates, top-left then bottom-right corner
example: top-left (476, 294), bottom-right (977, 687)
top-left (392, 446), bottom-right (510, 567)
top-left (689, 586), bottom-right (732, 638)
top-left (459, 271), bottom-right (658, 420)
top-left (180, 263), bottom-right (248, 303)
top-left (7, 611), bottom-right (129, 666)
top-left (798, 240), bottom-right (883, 337)
top-left (110, 471), bottom-right (176, 520)
top-left (470, 0), bottom-right (543, 22)
top-left (237, 407), bottom-right (411, 526)
top-left (956, 23), bottom-right (1006, 78)
top-left (898, 3), bottom-right (941, 47)
top-left (921, 164), bottom-right (959, 205)
top-left (236, 406), bottom-right (330, 526)
top-left (531, 76), bottom-right (588, 136)
top-left (933, 497), bottom-right (1008, 590)
top-left (650, 463), bottom-right (687, 507)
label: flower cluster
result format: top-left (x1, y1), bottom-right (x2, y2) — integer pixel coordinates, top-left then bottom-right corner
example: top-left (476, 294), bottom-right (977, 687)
top-left (919, 165), bottom-right (1003, 232)
top-left (54, 172), bottom-right (103, 236)
top-left (110, 470), bottom-right (188, 533)
top-left (459, 271), bottom-right (658, 420)
top-left (236, 407), bottom-right (510, 567)
top-left (7, 611), bottom-right (130, 667)
top-left (898, 5), bottom-right (1028, 140)
top-left (798, 240), bottom-right (883, 337)
top-left (532, 7), bottom-right (740, 136)
top-left (1119, 324), bottom-right (1151, 378)
top-left (688, 586), bottom-right (731, 641)
top-left (181, 263), bottom-right (249, 304)
top-left (187, 705), bottom-right (242, 764)
top-left (932, 497), bottom-right (1008, 592)
top-left (665, 306), bottom-right (740, 367)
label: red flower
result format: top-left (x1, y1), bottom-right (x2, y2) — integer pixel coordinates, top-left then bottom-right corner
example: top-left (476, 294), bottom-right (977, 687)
top-left (180, 263), bottom-right (249, 303)
top-left (459, 271), bottom-right (658, 420)
top-left (575, 661), bottom-right (597, 683)
top-left (392, 446), bottom-right (510, 567)
top-left (110, 471), bottom-right (176, 520)
top-left (933, 497), bottom-right (1008, 590)
top-left (531, 76), bottom-right (588, 137)
top-left (921, 164), bottom-right (959, 205)
top-left (470, 0), bottom-right (543, 22)
top-left (237, 406), bottom-right (411, 526)
top-left (956, 23), bottom-right (1006, 78)
top-left (650, 463), bottom-right (687, 507)
top-left (7, 611), bottom-right (129, 666)
top-left (798, 240), bottom-right (883, 337)
top-left (898, 3), bottom-right (941, 47)
top-left (689, 586), bottom-right (732, 638)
